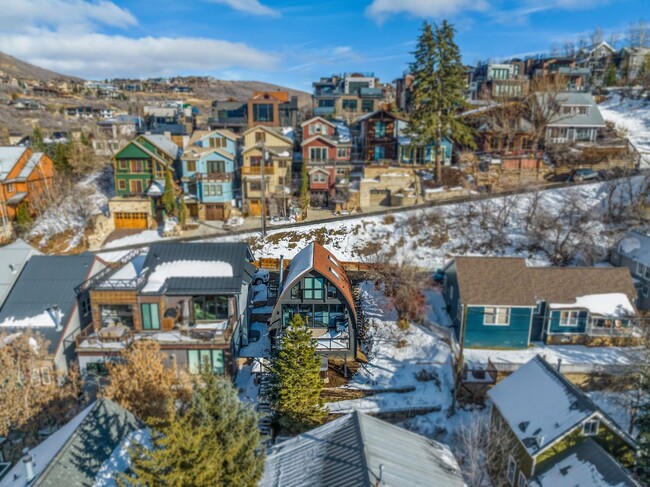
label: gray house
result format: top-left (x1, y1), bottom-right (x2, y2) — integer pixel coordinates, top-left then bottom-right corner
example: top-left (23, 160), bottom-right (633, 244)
top-left (611, 229), bottom-right (650, 310)
top-left (543, 92), bottom-right (605, 144)
top-left (260, 411), bottom-right (466, 487)
top-left (0, 238), bottom-right (41, 307)
top-left (0, 254), bottom-right (105, 373)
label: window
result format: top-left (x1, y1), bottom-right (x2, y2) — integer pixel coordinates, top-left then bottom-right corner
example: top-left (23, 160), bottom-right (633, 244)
top-left (583, 419), bottom-right (600, 436)
top-left (193, 295), bottom-right (229, 321)
top-left (342, 99), bottom-right (358, 111)
top-left (312, 172), bottom-right (326, 183)
top-left (6, 183), bottom-right (14, 193)
top-left (40, 367), bottom-right (52, 385)
top-left (336, 168), bottom-right (346, 175)
top-left (643, 285), bottom-right (650, 298)
top-left (117, 179), bottom-right (126, 191)
top-left (188, 349), bottom-right (225, 375)
top-left (130, 160), bottom-right (144, 173)
top-left (253, 103), bottom-right (274, 123)
top-left (209, 137), bottom-right (225, 148)
top-left (204, 184), bottom-right (222, 197)
top-left (31, 368), bottom-right (40, 385)
top-left (141, 303), bottom-right (161, 330)
top-left (361, 99), bottom-right (374, 112)
top-left (559, 310), bottom-right (579, 327)
top-left (81, 297), bottom-right (91, 317)
top-left (374, 146), bottom-right (385, 160)
top-left (118, 160), bottom-right (127, 170)
top-left (255, 132), bottom-right (266, 143)
top-left (484, 307), bottom-right (510, 326)
top-left (303, 277), bottom-right (324, 299)
top-left (249, 181), bottom-right (262, 192)
top-left (186, 160), bottom-right (196, 172)
top-left (337, 148), bottom-right (347, 158)
top-left (636, 262), bottom-right (646, 277)
top-left (310, 147), bottom-right (328, 161)
top-left (278, 160), bottom-right (287, 168)
top-left (207, 160), bottom-right (225, 174)
top-left (374, 121), bottom-right (387, 137)
top-left (507, 456), bottom-right (516, 486)
top-left (518, 472), bottom-right (528, 487)
top-left (100, 304), bottom-right (134, 328)
top-left (290, 284), bottom-right (301, 300)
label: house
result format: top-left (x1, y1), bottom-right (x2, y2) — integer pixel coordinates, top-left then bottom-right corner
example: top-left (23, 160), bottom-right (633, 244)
top-left (444, 256), bottom-right (639, 349)
top-left (269, 242), bottom-right (357, 365)
top-left (487, 356), bottom-right (637, 487)
top-left (611, 229), bottom-right (650, 311)
top-left (394, 72), bottom-right (414, 113)
top-left (312, 73), bottom-right (384, 119)
top-left (110, 134), bottom-right (181, 229)
top-left (260, 411), bottom-right (465, 487)
top-left (398, 134), bottom-right (453, 166)
top-left (0, 254), bottom-right (106, 374)
top-left (577, 42), bottom-right (616, 87)
top-left (247, 91), bottom-right (299, 129)
top-left (181, 129), bottom-right (240, 221)
top-left (208, 100), bottom-right (248, 132)
top-left (75, 242), bottom-right (256, 377)
top-left (241, 125), bottom-right (293, 216)
top-left (0, 239), bottom-right (41, 308)
top-left (93, 115), bottom-right (143, 156)
top-left (470, 62), bottom-right (529, 100)
top-left (0, 146), bottom-right (56, 226)
top-left (617, 47), bottom-right (650, 82)
top-left (542, 92), bottom-right (606, 144)
top-left (140, 103), bottom-right (195, 136)
top-left (65, 106), bottom-right (115, 119)
top-left (355, 109), bottom-right (406, 161)
top-left (0, 398), bottom-right (146, 487)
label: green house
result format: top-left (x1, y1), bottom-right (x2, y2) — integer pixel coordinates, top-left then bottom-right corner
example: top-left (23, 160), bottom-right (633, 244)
top-left (113, 134), bottom-right (180, 197)
top-left (487, 356), bottom-right (638, 487)
top-left (443, 256), bottom-right (638, 349)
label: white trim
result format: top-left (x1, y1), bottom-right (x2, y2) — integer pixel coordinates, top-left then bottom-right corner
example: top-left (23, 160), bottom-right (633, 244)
top-left (582, 418), bottom-right (600, 436)
top-left (507, 455), bottom-right (516, 486)
top-left (558, 310), bottom-right (580, 327)
top-left (483, 306), bottom-right (511, 326)
top-left (518, 471), bottom-right (528, 487)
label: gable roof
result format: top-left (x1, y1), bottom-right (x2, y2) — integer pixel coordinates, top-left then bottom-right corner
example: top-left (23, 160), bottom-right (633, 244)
top-left (0, 239), bottom-right (41, 307)
top-left (187, 129), bottom-right (239, 147)
top-left (138, 242), bottom-right (255, 295)
top-left (530, 438), bottom-right (639, 487)
top-left (243, 125), bottom-right (293, 145)
top-left (541, 92), bottom-right (606, 128)
top-left (449, 256), bottom-right (637, 316)
top-left (138, 134), bottom-right (181, 160)
top-left (3, 152), bottom-right (47, 183)
top-left (487, 356), bottom-right (635, 457)
top-left (275, 242), bottom-right (356, 322)
top-left (260, 411), bottom-right (465, 487)
top-left (0, 147), bottom-right (27, 181)
top-left (0, 398), bottom-right (144, 487)
top-left (300, 116), bottom-right (336, 128)
top-left (616, 229), bottom-right (650, 267)
top-left (0, 254), bottom-right (98, 355)
top-left (182, 145), bottom-right (235, 161)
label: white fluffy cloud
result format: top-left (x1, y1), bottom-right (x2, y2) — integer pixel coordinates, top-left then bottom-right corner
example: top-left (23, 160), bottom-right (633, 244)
top-left (206, 0), bottom-right (279, 17)
top-left (366, 0), bottom-right (489, 22)
top-left (0, 0), bottom-right (279, 79)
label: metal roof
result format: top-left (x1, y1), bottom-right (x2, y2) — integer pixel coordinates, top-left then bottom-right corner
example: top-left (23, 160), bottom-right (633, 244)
top-left (0, 146), bottom-right (27, 181)
top-left (261, 411), bottom-right (465, 487)
top-left (139, 134), bottom-right (181, 160)
top-left (0, 254), bottom-right (97, 354)
top-left (616, 229), bottom-right (650, 268)
top-left (540, 92), bottom-right (606, 127)
top-left (0, 239), bottom-right (41, 307)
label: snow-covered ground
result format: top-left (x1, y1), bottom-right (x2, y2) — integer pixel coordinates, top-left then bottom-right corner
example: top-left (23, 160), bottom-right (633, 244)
top-left (600, 91), bottom-right (650, 167)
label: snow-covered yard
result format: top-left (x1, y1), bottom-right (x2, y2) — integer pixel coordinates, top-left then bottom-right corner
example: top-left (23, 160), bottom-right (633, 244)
top-left (600, 91), bottom-right (650, 167)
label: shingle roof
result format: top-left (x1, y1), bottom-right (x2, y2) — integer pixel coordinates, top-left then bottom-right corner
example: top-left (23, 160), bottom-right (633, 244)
top-left (488, 356), bottom-right (635, 457)
top-left (0, 398), bottom-right (143, 487)
top-left (530, 438), bottom-right (639, 487)
top-left (0, 239), bottom-right (41, 307)
top-left (0, 254), bottom-right (97, 354)
top-left (260, 411), bottom-right (465, 487)
top-left (140, 242), bottom-right (255, 295)
top-left (450, 256), bottom-right (637, 311)
top-left (542, 92), bottom-right (606, 127)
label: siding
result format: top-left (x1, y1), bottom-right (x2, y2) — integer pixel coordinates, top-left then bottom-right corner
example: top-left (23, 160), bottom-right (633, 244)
top-left (548, 309), bottom-right (588, 334)
top-left (465, 305), bottom-right (532, 348)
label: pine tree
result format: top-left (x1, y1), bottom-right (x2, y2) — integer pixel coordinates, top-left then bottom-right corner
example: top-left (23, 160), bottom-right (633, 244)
top-left (31, 126), bottom-right (45, 152)
top-left (299, 160), bottom-right (310, 214)
top-left (269, 314), bottom-right (325, 434)
top-left (53, 141), bottom-right (71, 174)
top-left (178, 196), bottom-right (188, 228)
top-left (409, 20), bottom-right (474, 182)
top-left (162, 166), bottom-right (177, 216)
top-left (605, 64), bottom-right (618, 86)
top-left (15, 201), bottom-right (32, 233)
top-left (125, 366), bottom-right (264, 487)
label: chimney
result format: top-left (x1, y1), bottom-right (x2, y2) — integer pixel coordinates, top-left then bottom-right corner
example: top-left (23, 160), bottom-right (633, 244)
top-left (556, 358), bottom-right (562, 371)
top-left (279, 255), bottom-right (285, 285)
top-left (22, 452), bottom-right (35, 482)
top-left (50, 305), bottom-right (62, 331)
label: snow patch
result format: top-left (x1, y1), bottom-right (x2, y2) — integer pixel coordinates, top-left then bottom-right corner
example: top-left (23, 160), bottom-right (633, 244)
top-left (142, 260), bottom-right (234, 292)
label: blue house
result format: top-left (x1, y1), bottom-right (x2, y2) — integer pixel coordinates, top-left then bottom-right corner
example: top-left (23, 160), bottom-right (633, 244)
top-left (181, 129), bottom-right (240, 221)
top-left (398, 135), bottom-right (453, 166)
top-left (444, 257), bottom-right (638, 349)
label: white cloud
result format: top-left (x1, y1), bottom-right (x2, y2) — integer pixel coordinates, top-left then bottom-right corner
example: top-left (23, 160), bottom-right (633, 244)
top-left (206, 0), bottom-right (279, 17)
top-left (0, 31), bottom-right (278, 79)
top-left (366, 0), bottom-right (489, 23)
top-left (0, 0), bottom-right (137, 32)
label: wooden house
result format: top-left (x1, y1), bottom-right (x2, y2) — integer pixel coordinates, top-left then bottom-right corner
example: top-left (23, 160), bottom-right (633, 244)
top-left (487, 356), bottom-right (638, 487)
top-left (355, 109), bottom-right (405, 161)
top-left (75, 242), bottom-right (256, 377)
top-left (444, 256), bottom-right (639, 349)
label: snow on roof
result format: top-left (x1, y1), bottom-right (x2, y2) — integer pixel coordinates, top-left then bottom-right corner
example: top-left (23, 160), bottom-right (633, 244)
top-left (281, 242), bottom-right (314, 294)
top-left (548, 293), bottom-right (635, 317)
top-left (0, 403), bottom-right (95, 487)
top-left (142, 260), bottom-right (234, 293)
top-left (146, 179), bottom-right (165, 196)
top-left (0, 308), bottom-right (61, 328)
top-left (619, 237), bottom-right (642, 254)
top-left (617, 230), bottom-right (650, 267)
top-left (281, 127), bottom-right (294, 142)
top-left (98, 255), bottom-right (146, 285)
top-left (93, 429), bottom-right (151, 487)
top-left (488, 356), bottom-right (597, 456)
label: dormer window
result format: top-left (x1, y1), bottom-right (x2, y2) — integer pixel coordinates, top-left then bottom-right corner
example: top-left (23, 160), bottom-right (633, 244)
top-left (582, 419), bottom-right (600, 436)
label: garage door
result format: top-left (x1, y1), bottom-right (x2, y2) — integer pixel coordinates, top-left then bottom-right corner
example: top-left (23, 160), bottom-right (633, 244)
top-left (248, 200), bottom-right (262, 216)
top-left (114, 212), bottom-right (148, 229)
top-left (205, 204), bottom-right (225, 221)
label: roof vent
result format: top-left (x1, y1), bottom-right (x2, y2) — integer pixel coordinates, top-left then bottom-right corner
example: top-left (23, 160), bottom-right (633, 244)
top-left (535, 435), bottom-right (545, 448)
top-left (22, 451), bottom-right (35, 482)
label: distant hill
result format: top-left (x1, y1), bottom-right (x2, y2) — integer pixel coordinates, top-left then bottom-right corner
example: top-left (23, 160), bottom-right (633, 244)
top-left (0, 51), bottom-right (80, 82)
top-left (186, 80), bottom-right (312, 108)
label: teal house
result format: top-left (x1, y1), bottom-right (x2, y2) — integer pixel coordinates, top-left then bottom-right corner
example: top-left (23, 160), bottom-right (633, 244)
top-left (181, 129), bottom-right (240, 221)
top-left (398, 135), bottom-right (453, 166)
top-left (443, 257), bottom-right (638, 349)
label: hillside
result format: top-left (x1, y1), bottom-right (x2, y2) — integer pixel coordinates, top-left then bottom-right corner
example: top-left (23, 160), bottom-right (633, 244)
top-left (193, 80), bottom-right (311, 108)
top-left (0, 51), bottom-right (80, 82)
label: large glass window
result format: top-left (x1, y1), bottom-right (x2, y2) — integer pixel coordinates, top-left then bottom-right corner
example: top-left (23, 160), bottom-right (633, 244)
top-left (484, 307), bottom-right (510, 326)
top-left (361, 100), bottom-right (374, 112)
top-left (303, 277), bottom-right (324, 299)
top-left (193, 296), bottom-right (229, 321)
top-left (253, 103), bottom-right (274, 122)
top-left (559, 311), bottom-right (579, 327)
top-left (207, 160), bottom-right (225, 174)
top-left (141, 303), bottom-right (160, 330)
top-left (100, 305), bottom-right (134, 329)
top-left (342, 99), bottom-right (358, 111)
top-left (314, 304), bottom-right (329, 328)
top-left (188, 349), bottom-right (225, 374)
top-left (375, 122), bottom-right (387, 137)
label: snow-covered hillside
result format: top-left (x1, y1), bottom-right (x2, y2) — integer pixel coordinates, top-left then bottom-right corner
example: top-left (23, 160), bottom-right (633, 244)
top-left (600, 91), bottom-right (650, 167)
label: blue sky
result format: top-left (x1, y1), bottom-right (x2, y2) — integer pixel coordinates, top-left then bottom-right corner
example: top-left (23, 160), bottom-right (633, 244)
top-left (0, 0), bottom-right (645, 90)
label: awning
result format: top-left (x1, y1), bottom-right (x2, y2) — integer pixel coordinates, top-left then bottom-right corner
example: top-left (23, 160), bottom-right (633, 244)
top-left (6, 192), bottom-right (27, 205)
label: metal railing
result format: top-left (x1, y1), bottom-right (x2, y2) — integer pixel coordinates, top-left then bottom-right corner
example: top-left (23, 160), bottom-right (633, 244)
top-left (75, 247), bottom-right (148, 294)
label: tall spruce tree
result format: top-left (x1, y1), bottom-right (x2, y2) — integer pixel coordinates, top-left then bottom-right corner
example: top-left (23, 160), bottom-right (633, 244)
top-left (125, 366), bottom-right (264, 487)
top-left (408, 20), bottom-right (474, 182)
top-left (299, 160), bottom-right (310, 214)
top-left (162, 166), bottom-right (177, 216)
top-left (605, 64), bottom-right (618, 86)
top-left (269, 314), bottom-right (325, 434)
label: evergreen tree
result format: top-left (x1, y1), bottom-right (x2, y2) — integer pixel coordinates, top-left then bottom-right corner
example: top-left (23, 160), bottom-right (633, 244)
top-left (162, 166), bottom-right (177, 216)
top-left (15, 202), bottom-right (32, 233)
top-left (408, 20), bottom-right (474, 182)
top-left (299, 160), bottom-right (310, 214)
top-left (178, 196), bottom-right (188, 228)
top-left (269, 314), bottom-right (325, 434)
top-left (31, 126), bottom-right (45, 152)
top-left (605, 64), bottom-right (618, 87)
top-left (53, 141), bottom-right (71, 174)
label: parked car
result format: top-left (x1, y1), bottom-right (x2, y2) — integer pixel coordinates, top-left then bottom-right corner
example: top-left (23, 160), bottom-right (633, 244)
top-left (253, 268), bottom-right (270, 285)
top-left (567, 168), bottom-right (599, 182)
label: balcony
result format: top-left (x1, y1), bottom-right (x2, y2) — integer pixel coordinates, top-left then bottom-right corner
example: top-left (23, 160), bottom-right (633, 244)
top-left (314, 106), bottom-right (335, 116)
top-left (192, 172), bottom-right (233, 182)
top-left (242, 166), bottom-right (275, 176)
